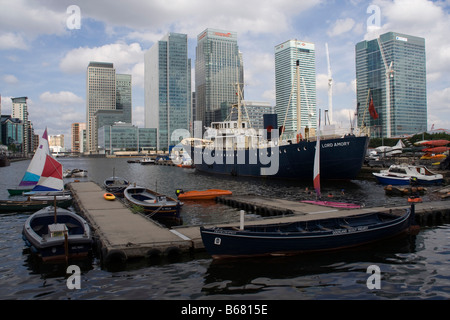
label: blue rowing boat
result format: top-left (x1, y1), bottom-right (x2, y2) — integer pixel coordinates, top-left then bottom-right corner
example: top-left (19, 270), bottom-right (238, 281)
top-left (200, 205), bottom-right (417, 259)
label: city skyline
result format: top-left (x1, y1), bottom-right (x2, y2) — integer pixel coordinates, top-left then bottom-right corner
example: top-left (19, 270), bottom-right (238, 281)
top-left (0, 0), bottom-right (449, 148)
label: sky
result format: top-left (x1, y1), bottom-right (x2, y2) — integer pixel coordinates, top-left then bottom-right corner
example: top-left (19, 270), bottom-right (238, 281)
top-left (0, 0), bottom-right (449, 149)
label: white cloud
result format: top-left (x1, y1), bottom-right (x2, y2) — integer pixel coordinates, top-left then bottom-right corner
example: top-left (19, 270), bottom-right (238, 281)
top-left (0, 0), bottom-right (67, 52)
top-left (0, 0), bottom-right (66, 36)
top-left (428, 87), bottom-right (450, 113)
top-left (366, 0), bottom-right (450, 81)
top-left (0, 33), bottom-right (28, 50)
top-left (0, 96), bottom-right (13, 114)
top-left (316, 74), bottom-right (354, 95)
top-left (3, 74), bottom-right (19, 84)
top-left (59, 42), bottom-right (144, 76)
top-left (39, 91), bottom-right (84, 105)
top-left (68, 0), bottom-right (321, 37)
top-left (327, 18), bottom-right (356, 37)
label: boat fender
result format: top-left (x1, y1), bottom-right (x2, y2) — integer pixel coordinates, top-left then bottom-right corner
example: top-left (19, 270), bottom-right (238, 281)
top-left (297, 133), bottom-right (302, 143)
top-left (147, 248), bottom-right (162, 260)
top-left (165, 247), bottom-right (181, 261)
top-left (104, 249), bottom-right (127, 265)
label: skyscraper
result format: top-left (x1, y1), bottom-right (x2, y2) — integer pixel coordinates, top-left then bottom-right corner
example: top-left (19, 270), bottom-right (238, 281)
top-left (195, 28), bottom-right (243, 128)
top-left (145, 33), bottom-right (192, 151)
top-left (275, 40), bottom-right (317, 134)
top-left (71, 122), bottom-right (85, 153)
top-left (86, 62), bottom-right (116, 153)
top-left (116, 74), bottom-right (132, 124)
top-left (11, 96), bottom-right (33, 155)
top-left (355, 32), bottom-right (427, 138)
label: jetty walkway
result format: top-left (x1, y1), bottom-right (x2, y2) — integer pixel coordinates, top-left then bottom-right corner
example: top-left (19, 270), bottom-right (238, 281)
top-left (68, 181), bottom-right (450, 265)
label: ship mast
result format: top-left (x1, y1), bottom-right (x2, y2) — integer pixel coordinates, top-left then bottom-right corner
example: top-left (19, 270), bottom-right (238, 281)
top-left (237, 82), bottom-right (242, 128)
top-left (296, 60), bottom-right (301, 131)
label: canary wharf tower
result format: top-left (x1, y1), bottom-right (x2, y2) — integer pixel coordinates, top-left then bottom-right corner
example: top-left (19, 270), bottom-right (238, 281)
top-left (145, 33), bottom-right (192, 150)
top-left (195, 28), bottom-right (243, 128)
top-left (275, 40), bottom-right (317, 134)
top-left (356, 32), bottom-right (427, 137)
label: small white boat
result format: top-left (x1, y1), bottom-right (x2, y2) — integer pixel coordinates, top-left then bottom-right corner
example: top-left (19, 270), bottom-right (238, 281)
top-left (63, 169), bottom-right (88, 178)
top-left (140, 157), bottom-right (155, 165)
top-left (373, 164), bottom-right (443, 185)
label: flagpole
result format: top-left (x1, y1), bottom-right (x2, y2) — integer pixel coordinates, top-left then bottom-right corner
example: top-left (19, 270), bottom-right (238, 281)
top-left (313, 109), bottom-right (321, 200)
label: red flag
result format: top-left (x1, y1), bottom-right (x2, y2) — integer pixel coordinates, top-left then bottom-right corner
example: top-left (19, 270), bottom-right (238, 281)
top-left (369, 97), bottom-right (379, 119)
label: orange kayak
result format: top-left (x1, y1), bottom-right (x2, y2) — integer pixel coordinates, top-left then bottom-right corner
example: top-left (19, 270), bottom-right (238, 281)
top-left (177, 189), bottom-right (232, 200)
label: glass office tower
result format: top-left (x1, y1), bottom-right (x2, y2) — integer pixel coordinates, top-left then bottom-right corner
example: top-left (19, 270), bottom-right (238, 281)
top-left (195, 28), bottom-right (243, 128)
top-left (356, 32), bottom-right (427, 137)
top-left (275, 40), bottom-right (317, 134)
top-left (116, 74), bottom-right (132, 124)
top-left (145, 33), bottom-right (191, 151)
top-left (86, 62), bottom-right (116, 153)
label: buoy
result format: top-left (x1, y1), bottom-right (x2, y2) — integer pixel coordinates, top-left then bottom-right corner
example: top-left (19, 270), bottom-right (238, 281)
top-left (104, 193), bottom-right (116, 201)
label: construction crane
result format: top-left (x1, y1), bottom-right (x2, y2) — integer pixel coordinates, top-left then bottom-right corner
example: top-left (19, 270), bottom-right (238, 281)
top-left (377, 37), bottom-right (394, 138)
top-left (325, 43), bottom-right (333, 124)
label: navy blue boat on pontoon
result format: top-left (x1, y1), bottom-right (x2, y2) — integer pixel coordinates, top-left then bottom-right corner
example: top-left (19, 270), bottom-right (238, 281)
top-left (22, 206), bottom-right (92, 262)
top-left (200, 205), bottom-right (418, 259)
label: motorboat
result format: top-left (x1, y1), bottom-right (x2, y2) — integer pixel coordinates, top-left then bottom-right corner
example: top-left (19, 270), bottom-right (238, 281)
top-left (373, 164), bottom-right (443, 185)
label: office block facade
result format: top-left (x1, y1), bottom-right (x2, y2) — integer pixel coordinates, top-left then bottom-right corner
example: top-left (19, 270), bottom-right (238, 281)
top-left (230, 101), bottom-right (274, 130)
top-left (98, 122), bottom-right (157, 154)
top-left (275, 40), bottom-right (317, 134)
top-left (145, 33), bottom-right (192, 151)
top-left (195, 28), bottom-right (243, 128)
top-left (11, 97), bottom-right (33, 154)
top-left (1, 115), bottom-right (23, 148)
top-left (86, 62), bottom-right (116, 153)
top-left (356, 32), bottom-right (427, 137)
top-left (116, 74), bottom-right (132, 124)
top-left (71, 122), bottom-right (85, 153)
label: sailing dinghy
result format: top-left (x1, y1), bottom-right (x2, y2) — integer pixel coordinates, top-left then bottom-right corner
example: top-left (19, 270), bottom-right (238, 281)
top-left (301, 112), bottom-right (361, 209)
top-left (8, 128), bottom-right (51, 195)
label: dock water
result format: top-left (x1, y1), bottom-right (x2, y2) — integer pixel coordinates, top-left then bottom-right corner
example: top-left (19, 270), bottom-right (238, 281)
top-left (68, 181), bottom-right (450, 265)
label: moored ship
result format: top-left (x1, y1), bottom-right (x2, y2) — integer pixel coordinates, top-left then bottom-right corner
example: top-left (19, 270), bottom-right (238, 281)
top-left (181, 60), bottom-right (369, 181)
top-left (185, 125), bottom-right (369, 181)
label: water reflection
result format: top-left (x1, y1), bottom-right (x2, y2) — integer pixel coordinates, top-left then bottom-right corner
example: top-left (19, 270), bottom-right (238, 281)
top-left (202, 234), bottom-right (419, 298)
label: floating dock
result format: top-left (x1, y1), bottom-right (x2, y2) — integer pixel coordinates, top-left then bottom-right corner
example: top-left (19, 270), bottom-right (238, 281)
top-left (68, 182), bottom-right (192, 264)
top-left (68, 182), bottom-right (450, 265)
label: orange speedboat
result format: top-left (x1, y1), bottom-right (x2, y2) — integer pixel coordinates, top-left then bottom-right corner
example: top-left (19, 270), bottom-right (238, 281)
top-left (176, 189), bottom-right (232, 200)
